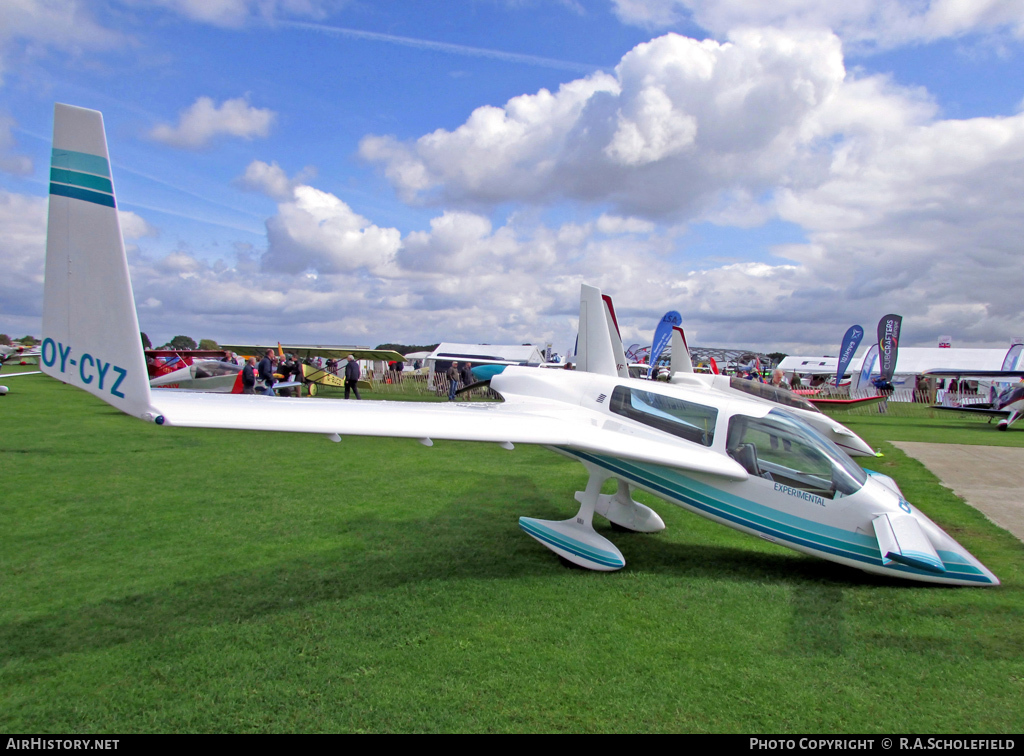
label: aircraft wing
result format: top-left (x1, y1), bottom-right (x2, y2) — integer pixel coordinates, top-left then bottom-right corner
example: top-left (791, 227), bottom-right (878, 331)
top-left (41, 103), bottom-right (746, 485)
top-left (931, 404), bottom-right (1008, 418)
top-left (147, 391), bottom-right (747, 480)
top-left (923, 369), bottom-right (1024, 378)
top-left (221, 344), bottom-right (406, 362)
top-left (809, 395), bottom-right (887, 408)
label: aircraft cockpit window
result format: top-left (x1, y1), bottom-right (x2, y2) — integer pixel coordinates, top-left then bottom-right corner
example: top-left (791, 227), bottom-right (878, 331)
top-left (728, 377), bottom-right (821, 414)
top-left (191, 361), bottom-right (240, 379)
top-left (727, 409), bottom-right (866, 499)
top-left (610, 386), bottom-right (717, 446)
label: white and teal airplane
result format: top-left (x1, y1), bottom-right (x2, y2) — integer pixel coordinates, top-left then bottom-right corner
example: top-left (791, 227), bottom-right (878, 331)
top-left (40, 103), bottom-right (998, 586)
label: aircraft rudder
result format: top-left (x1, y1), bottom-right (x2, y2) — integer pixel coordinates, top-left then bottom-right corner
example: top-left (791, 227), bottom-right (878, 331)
top-left (670, 325), bottom-right (694, 375)
top-left (576, 284), bottom-right (627, 377)
top-left (42, 103), bottom-right (153, 419)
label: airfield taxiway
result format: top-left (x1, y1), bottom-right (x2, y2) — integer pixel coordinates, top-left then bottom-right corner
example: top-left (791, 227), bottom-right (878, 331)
top-left (893, 442), bottom-right (1024, 542)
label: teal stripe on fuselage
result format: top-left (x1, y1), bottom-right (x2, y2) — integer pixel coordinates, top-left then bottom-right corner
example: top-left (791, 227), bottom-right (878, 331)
top-left (49, 182), bottom-right (116, 208)
top-left (51, 148), bottom-right (110, 177)
top-left (559, 449), bottom-right (992, 583)
top-left (50, 167), bottom-right (113, 195)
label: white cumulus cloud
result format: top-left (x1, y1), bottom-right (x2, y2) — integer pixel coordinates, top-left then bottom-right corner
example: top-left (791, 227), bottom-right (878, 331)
top-left (235, 159), bottom-right (317, 201)
top-left (609, 0), bottom-right (1024, 49)
top-left (359, 72), bottom-right (622, 204)
top-left (150, 96), bottom-right (277, 149)
top-left (0, 0), bottom-right (126, 85)
top-left (0, 190), bottom-right (48, 329)
top-left (361, 29), bottom-right (845, 219)
top-left (262, 185), bottom-right (402, 275)
top-left (0, 114), bottom-right (32, 175)
top-left (144, 0), bottom-right (335, 28)
top-left (118, 210), bottom-right (157, 241)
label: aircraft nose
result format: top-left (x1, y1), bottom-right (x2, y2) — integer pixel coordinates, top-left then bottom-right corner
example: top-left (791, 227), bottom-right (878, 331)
top-left (862, 474), bottom-right (999, 586)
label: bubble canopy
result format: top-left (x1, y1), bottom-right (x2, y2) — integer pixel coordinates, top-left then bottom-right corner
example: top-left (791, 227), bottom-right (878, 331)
top-left (727, 409), bottom-right (868, 499)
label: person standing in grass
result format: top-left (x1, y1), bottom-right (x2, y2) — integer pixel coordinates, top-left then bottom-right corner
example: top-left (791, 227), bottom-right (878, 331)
top-left (345, 354), bottom-right (362, 400)
top-left (448, 361), bottom-right (460, 401)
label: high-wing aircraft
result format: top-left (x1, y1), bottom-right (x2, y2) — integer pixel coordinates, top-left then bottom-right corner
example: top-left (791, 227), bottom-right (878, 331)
top-left (38, 102), bottom-right (999, 586)
top-left (926, 370), bottom-right (1024, 431)
top-left (218, 345), bottom-right (399, 395)
top-left (220, 344), bottom-right (405, 363)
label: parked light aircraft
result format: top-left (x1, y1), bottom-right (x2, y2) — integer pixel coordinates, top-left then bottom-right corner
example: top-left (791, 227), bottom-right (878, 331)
top-left (219, 345), bottom-right (400, 395)
top-left (221, 344), bottom-right (405, 364)
top-left (0, 344), bottom-right (40, 365)
top-left (147, 351), bottom-right (301, 394)
top-left (927, 370), bottom-right (1024, 431)
top-left (39, 103), bottom-right (999, 586)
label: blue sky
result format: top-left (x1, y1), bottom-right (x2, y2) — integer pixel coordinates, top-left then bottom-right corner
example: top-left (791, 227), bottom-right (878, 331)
top-left (2, 1), bottom-right (1024, 354)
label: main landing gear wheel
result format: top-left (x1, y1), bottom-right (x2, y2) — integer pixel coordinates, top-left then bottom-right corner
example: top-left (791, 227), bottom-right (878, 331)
top-left (306, 382), bottom-right (318, 397)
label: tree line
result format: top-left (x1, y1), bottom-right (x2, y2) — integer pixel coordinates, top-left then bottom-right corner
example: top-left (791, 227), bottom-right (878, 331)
top-left (141, 333), bottom-right (219, 351)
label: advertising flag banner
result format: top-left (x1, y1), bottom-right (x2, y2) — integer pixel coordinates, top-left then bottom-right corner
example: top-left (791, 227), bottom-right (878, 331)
top-left (835, 325), bottom-right (864, 387)
top-left (648, 311), bottom-right (682, 378)
top-left (854, 344), bottom-right (879, 392)
top-left (877, 314), bottom-right (903, 382)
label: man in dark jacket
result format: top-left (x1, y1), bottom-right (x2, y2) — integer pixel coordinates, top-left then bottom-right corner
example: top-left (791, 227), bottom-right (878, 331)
top-left (257, 350), bottom-right (276, 396)
top-left (241, 357), bottom-right (257, 394)
top-left (344, 355), bottom-right (361, 399)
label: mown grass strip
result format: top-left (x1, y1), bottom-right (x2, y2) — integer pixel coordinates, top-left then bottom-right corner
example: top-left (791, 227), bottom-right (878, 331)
top-left (2, 369), bottom-right (1022, 733)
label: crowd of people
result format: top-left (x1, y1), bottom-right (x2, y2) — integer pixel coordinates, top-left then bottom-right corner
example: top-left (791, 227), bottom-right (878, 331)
top-left (235, 350), bottom-right (364, 398)
top-left (211, 349), bottom-right (983, 409)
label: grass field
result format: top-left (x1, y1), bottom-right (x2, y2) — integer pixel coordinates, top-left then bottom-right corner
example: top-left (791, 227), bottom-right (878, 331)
top-left (2, 366), bottom-right (1022, 733)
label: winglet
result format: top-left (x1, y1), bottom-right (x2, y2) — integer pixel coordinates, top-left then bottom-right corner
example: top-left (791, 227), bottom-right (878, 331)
top-left (41, 103), bottom-right (154, 420)
top-left (576, 285), bottom-right (629, 378)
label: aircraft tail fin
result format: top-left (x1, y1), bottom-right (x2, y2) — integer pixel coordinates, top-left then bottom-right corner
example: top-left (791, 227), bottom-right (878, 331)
top-left (670, 325), bottom-right (694, 375)
top-left (42, 103), bottom-right (154, 420)
top-left (575, 285), bottom-right (629, 378)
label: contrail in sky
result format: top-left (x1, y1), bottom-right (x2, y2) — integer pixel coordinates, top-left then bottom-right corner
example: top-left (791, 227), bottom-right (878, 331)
top-left (118, 200), bottom-right (265, 237)
top-left (277, 20), bottom-right (602, 74)
top-left (19, 121), bottom-right (265, 224)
